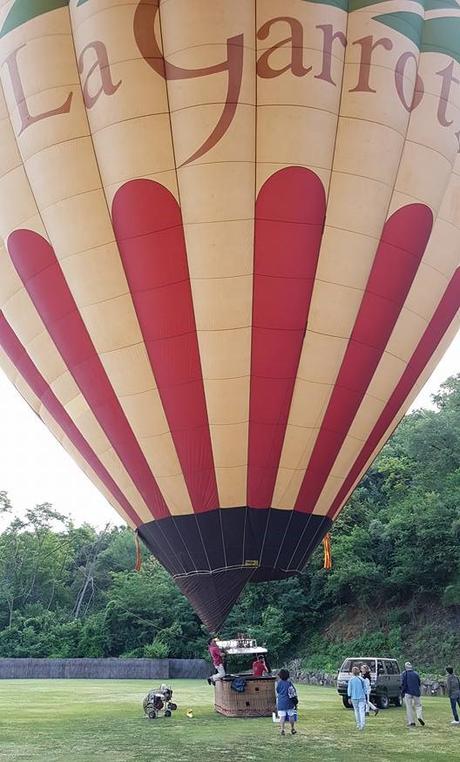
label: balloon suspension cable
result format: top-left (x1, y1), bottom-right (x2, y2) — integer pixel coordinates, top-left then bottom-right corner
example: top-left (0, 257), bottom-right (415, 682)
top-left (322, 532), bottom-right (332, 570)
top-left (134, 530), bottom-right (142, 572)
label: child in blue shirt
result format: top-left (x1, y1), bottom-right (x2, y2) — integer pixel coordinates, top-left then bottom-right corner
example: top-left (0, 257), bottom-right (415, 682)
top-left (276, 669), bottom-right (298, 736)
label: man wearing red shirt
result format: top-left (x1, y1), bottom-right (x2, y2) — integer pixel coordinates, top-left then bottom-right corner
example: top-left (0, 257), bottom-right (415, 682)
top-left (207, 637), bottom-right (226, 684)
top-left (252, 655), bottom-right (268, 678)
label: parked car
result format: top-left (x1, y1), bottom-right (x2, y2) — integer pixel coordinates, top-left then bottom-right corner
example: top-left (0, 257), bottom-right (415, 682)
top-left (336, 657), bottom-right (402, 709)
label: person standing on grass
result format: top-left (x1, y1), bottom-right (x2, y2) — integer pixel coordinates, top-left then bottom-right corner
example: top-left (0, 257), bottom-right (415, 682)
top-left (361, 664), bottom-right (379, 717)
top-left (347, 666), bottom-right (367, 731)
top-left (276, 669), bottom-right (298, 736)
top-left (207, 636), bottom-right (226, 684)
top-left (401, 661), bottom-right (425, 727)
top-left (446, 666), bottom-right (460, 725)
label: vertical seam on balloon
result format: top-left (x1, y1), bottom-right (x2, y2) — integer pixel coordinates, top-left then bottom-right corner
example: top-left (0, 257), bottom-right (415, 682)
top-left (171, 515), bottom-right (198, 572)
top-left (218, 508), bottom-right (228, 569)
top-left (285, 510), bottom-right (315, 571)
top-left (148, 521), bottom-right (188, 575)
top-left (355, 5), bottom-right (425, 274)
top-left (0, 312), bottom-right (141, 528)
top-left (257, 507), bottom-right (272, 568)
top-left (66, 3), bottom-right (118, 230)
top-left (324, 4), bottom-right (351, 205)
top-left (241, 505), bottom-right (248, 566)
top-left (272, 509), bottom-right (294, 570)
top-left (194, 513), bottom-right (212, 572)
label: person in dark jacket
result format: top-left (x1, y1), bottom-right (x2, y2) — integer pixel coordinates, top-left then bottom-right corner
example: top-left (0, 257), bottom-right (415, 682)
top-left (446, 666), bottom-right (460, 724)
top-left (401, 661), bottom-right (425, 727)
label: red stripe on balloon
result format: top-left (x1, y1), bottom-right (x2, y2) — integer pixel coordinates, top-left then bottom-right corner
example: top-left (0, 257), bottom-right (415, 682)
top-left (112, 179), bottom-right (219, 513)
top-left (294, 203), bottom-right (433, 513)
top-left (7, 230), bottom-right (169, 520)
top-left (327, 267), bottom-right (460, 519)
top-left (247, 167), bottom-right (326, 508)
top-left (0, 312), bottom-right (141, 527)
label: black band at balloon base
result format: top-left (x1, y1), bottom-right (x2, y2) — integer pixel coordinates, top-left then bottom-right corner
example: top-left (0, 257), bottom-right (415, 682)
top-left (138, 507), bottom-right (331, 631)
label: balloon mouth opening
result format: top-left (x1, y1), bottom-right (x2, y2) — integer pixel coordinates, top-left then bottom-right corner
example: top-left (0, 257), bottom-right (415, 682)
top-left (138, 507), bottom-right (331, 630)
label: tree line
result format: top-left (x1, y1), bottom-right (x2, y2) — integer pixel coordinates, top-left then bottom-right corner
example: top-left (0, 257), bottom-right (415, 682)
top-left (1, 375), bottom-right (459, 671)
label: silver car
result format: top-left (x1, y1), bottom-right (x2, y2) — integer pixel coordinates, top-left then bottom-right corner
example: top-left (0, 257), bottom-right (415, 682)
top-left (337, 657), bottom-right (402, 710)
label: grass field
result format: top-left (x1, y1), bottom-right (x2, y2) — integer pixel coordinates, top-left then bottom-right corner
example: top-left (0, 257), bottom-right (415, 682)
top-left (0, 680), bottom-right (458, 761)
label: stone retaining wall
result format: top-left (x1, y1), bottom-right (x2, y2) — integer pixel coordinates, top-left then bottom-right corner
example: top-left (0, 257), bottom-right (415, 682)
top-left (0, 657), bottom-right (209, 680)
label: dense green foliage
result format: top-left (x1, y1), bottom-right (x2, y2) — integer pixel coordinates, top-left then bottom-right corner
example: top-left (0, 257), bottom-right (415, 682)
top-left (0, 376), bottom-right (459, 669)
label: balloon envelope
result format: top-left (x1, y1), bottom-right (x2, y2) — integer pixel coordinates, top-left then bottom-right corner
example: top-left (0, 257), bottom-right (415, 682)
top-left (0, 0), bottom-right (459, 630)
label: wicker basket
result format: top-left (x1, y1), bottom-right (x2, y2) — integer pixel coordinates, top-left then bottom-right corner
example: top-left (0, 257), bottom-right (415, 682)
top-left (214, 675), bottom-right (276, 717)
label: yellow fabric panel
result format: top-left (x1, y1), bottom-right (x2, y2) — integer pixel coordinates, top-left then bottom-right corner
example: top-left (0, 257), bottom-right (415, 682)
top-left (307, 281), bottom-right (365, 338)
top-left (185, 219), bottom-right (254, 279)
top-left (59, 242), bottom-right (127, 308)
top-left (273, 428), bottom-right (319, 509)
top-left (0, 166), bottom-right (39, 238)
top-left (255, 1), bottom-right (344, 196)
top-left (257, 105), bottom-right (337, 175)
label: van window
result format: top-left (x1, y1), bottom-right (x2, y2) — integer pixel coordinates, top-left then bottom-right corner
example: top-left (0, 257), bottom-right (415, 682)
top-left (385, 661), bottom-right (399, 675)
top-left (377, 660), bottom-right (386, 675)
top-left (340, 659), bottom-right (376, 673)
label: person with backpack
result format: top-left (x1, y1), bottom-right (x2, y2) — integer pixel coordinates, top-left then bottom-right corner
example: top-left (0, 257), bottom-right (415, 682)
top-left (347, 666), bottom-right (367, 730)
top-left (401, 661), bottom-right (425, 727)
top-left (276, 669), bottom-right (298, 736)
top-left (446, 666), bottom-right (460, 724)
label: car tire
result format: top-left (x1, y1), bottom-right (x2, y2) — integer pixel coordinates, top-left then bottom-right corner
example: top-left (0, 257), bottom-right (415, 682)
top-left (377, 693), bottom-right (390, 710)
top-left (342, 696), bottom-right (352, 709)
top-left (147, 710), bottom-right (157, 719)
top-left (164, 710), bottom-right (172, 717)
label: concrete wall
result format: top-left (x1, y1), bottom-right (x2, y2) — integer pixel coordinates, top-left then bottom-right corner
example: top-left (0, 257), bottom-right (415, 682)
top-left (0, 658), bottom-right (209, 680)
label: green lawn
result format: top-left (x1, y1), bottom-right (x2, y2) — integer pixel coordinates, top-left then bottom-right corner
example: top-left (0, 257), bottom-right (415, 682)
top-left (0, 680), bottom-right (458, 761)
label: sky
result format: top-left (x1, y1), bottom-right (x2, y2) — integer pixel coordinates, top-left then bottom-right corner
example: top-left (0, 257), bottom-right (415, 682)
top-left (0, 332), bottom-right (459, 530)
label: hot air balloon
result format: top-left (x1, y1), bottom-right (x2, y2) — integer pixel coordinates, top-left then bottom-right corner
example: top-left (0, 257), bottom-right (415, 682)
top-left (0, 0), bottom-right (458, 631)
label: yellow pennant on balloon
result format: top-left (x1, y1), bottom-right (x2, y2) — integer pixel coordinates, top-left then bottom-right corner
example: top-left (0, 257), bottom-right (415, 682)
top-left (134, 531), bottom-right (142, 572)
top-left (322, 533), bottom-right (332, 570)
